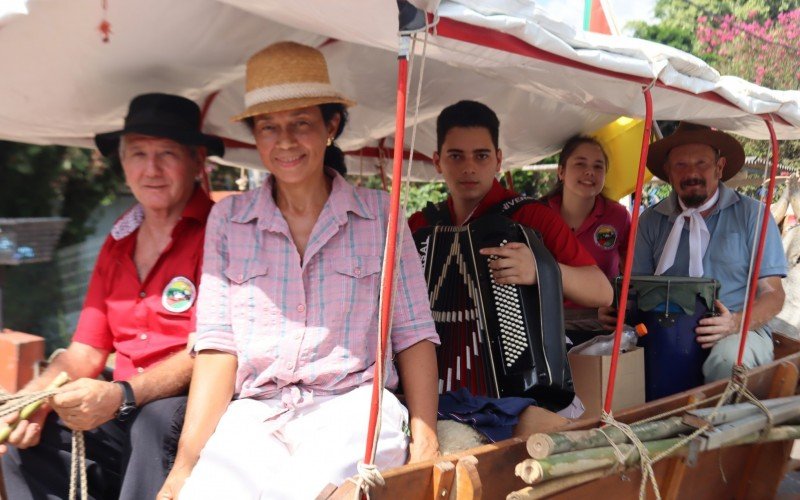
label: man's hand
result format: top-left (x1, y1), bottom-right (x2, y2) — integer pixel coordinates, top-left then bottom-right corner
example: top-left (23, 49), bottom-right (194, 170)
top-left (50, 378), bottom-right (123, 431)
top-left (598, 306), bottom-right (619, 331)
top-left (695, 300), bottom-right (741, 349)
top-left (0, 405), bottom-right (51, 455)
top-left (480, 243), bottom-right (537, 286)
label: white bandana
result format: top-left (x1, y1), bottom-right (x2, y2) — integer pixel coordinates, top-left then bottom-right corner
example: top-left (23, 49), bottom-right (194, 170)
top-left (655, 189), bottom-right (720, 277)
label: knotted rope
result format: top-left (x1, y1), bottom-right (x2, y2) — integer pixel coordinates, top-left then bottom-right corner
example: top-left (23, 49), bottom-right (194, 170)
top-left (0, 373), bottom-right (88, 499)
top-left (598, 363), bottom-right (776, 500)
top-left (348, 460), bottom-right (386, 500)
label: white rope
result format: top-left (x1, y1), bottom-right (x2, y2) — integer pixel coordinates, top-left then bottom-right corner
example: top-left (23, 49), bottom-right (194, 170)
top-left (69, 430), bottom-right (88, 500)
top-left (349, 461), bottom-right (386, 500)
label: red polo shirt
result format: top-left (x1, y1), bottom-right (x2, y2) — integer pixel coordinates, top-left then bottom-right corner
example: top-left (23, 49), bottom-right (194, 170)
top-left (408, 179), bottom-right (595, 268)
top-left (544, 192), bottom-right (630, 283)
top-left (73, 187), bottom-right (213, 381)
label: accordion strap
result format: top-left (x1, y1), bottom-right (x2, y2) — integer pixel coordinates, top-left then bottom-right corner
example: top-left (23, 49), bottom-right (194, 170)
top-left (422, 195), bottom-right (541, 227)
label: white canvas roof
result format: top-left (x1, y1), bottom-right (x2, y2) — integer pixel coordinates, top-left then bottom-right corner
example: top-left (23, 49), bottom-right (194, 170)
top-left (1, 0), bottom-right (798, 178)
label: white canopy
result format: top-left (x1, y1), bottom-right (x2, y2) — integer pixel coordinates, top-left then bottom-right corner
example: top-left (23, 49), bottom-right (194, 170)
top-left (1, 0), bottom-right (798, 178)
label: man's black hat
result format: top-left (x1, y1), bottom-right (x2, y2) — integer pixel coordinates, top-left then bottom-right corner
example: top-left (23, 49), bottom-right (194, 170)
top-left (94, 93), bottom-right (224, 158)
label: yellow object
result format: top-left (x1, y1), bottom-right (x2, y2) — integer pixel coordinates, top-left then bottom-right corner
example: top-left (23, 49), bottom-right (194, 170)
top-left (592, 117), bottom-right (653, 201)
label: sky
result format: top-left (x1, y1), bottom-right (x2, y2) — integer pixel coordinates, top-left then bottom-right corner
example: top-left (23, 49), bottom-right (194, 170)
top-left (537, 0), bottom-right (658, 34)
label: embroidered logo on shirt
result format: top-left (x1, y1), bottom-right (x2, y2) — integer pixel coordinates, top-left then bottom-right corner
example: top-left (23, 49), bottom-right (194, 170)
top-left (161, 276), bottom-right (197, 313)
top-left (594, 225), bottom-right (617, 249)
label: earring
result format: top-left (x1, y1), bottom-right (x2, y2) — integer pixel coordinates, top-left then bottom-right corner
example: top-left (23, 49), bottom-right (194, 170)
top-left (326, 137), bottom-right (333, 147)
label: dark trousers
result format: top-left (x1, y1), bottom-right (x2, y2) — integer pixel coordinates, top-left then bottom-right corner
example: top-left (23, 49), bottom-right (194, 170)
top-left (1, 396), bottom-right (186, 500)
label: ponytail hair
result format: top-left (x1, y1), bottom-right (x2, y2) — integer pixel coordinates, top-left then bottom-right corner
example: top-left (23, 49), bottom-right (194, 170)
top-left (320, 103), bottom-right (349, 176)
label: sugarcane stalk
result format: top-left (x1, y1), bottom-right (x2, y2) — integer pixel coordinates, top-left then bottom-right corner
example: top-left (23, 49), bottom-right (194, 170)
top-left (516, 437), bottom-right (682, 484)
top-left (526, 417), bottom-right (691, 459)
top-left (0, 371), bottom-right (70, 443)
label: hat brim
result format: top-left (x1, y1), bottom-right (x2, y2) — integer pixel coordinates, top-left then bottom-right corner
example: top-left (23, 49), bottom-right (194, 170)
top-left (94, 124), bottom-right (225, 158)
top-left (231, 95), bottom-right (356, 122)
top-left (647, 128), bottom-right (745, 182)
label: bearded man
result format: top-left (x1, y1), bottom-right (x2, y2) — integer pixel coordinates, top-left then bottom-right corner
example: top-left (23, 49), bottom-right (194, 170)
top-left (624, 123), bottom-right (787, 382)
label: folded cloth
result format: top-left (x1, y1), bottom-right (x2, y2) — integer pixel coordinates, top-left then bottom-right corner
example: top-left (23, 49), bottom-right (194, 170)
top-left (437, 388), bottom-right (535, 442)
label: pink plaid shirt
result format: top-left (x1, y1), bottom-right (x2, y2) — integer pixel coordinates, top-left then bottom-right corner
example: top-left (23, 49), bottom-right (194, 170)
top-left (195, 172), bottom-right (438, 401)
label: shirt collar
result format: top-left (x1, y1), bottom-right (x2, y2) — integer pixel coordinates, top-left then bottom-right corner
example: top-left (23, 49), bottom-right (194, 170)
top-left (231, 168), bottom-right (374, 231)
top-left (655, 182), bottom-right (739, 220)
top-left (110, 185), bottom-right (212, 241)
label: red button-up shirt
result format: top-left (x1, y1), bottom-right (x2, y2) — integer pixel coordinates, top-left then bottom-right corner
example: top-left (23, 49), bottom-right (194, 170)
top-left (73, 187), bottom-right (213, 381)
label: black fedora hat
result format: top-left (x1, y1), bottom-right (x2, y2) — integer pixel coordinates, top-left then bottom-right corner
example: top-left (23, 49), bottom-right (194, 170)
top-left (94, 93), bottom-right (225, 158)
top-left (647, 122), bottom-right (744, 182)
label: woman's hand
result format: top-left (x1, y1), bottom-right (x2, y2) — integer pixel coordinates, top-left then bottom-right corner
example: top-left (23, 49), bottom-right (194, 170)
top-left (480, 243), bottom-right (537, 286)
top-left (157, 464), bottom-right (193, 500)
top-left (408, 434), bottom-right (440, 464)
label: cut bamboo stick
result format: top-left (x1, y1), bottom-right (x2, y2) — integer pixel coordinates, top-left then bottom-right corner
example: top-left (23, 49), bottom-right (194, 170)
top-left (506, 469), bottom-right (609, 500)
top-left (685, 396), bottom-right (800, 426)
top-left (515, 425), bottom-right (800, 487)
top-left (701, 403), bottom-right (800, 449)
top-left (516, 437), bottom-right (682, 484)
top-left (0, 371), bottom-right (70, 444)
top-left (526, 417), bottom-right (690, 459)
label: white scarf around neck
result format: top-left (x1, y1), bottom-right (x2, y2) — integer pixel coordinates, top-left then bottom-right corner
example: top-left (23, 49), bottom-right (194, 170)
top-left (655, 188), bottom-right (720, 277)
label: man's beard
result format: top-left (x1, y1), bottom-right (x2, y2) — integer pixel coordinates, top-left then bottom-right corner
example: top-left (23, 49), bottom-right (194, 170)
top-left (679, 178), bottom-right (708, 207)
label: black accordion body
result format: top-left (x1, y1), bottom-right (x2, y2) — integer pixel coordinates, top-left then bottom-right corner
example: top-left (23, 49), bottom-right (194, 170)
top-left (414, 210), bottom-right (574, 410)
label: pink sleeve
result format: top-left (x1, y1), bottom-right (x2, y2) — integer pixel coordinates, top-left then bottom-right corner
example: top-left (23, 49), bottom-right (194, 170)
top-left (193, 200), bottom-right (237, 354)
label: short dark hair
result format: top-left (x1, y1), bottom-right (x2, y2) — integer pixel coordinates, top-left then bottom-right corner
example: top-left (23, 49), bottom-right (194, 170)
top-left (436, 100), bottom-right (500, 152)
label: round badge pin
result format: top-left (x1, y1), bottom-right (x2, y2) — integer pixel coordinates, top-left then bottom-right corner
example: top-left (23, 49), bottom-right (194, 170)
top-left (594, 224), bottom-right (617, 249)
top-left (161, 276), bottom-right (197, 313)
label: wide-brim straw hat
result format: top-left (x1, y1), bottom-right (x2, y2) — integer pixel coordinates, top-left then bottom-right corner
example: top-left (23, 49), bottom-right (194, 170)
top-left (647, 122), bottom-right (745, 181)
top-left (95, 93), bottom-right (224, 158)
top-left (232, 41), bottom-right (356, 122)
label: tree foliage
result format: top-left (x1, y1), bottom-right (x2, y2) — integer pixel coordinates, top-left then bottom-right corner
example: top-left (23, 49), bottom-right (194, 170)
top-left (634, 1), bottom-right (800, 173)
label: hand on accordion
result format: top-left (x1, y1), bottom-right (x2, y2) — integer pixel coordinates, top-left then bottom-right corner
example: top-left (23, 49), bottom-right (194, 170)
top-left (479, 242), bottom-right (538, 286)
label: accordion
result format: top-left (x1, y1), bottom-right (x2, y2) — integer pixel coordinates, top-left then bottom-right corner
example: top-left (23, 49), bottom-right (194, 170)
top-left (414, 213), bottom-right (574, 410)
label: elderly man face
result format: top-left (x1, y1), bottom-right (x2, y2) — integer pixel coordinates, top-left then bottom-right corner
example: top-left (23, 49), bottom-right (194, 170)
top-left (120, 134), bottom-right (204, 216)
top-left (664, 143), bottom-right (725, 208)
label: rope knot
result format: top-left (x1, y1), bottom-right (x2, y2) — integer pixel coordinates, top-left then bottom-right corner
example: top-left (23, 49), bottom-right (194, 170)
top-left (348, 461), bottom-right (385, 500)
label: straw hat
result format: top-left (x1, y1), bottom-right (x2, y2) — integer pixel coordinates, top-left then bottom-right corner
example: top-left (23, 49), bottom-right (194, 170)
top-left (95, 93), bottom-right (224, 158)
top-left (647, 122), bottom-right (745, 182)
top-left (233, 42), bottom-right (355, 122)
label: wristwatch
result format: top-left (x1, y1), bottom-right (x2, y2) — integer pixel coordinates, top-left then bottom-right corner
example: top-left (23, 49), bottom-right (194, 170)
top-left (114, 381), bottom-right (137, 421)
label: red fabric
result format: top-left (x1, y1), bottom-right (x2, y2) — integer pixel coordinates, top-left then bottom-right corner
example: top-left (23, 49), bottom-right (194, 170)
top-left (545, 193), bottom-right (630, 282)
top-left (72, 187), bottom-right (213, 381)
top-left (408, 179), bottom-right (596, 268)
top-left (588, 0), bottom-right (613, 34)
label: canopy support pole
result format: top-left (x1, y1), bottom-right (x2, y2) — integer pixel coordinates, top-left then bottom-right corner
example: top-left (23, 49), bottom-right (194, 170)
top-left (363, 33), bottom-right (411, 466)
top-left (603, 87), bottom-right (653, 414)
top-left (736, 117), bottom-right (780, 366)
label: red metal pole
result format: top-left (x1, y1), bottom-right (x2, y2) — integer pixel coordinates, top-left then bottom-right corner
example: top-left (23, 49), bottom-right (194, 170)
top-left (736, 117), bottom-right (780, 365)
top-left (602, 88), bottom-right (653, 414)
top-left (363, 35), bottom-right (410, 464)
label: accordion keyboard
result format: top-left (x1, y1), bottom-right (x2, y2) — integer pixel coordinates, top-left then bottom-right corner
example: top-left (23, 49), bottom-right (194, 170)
top-left (488, 239), bottom-right (529, 369)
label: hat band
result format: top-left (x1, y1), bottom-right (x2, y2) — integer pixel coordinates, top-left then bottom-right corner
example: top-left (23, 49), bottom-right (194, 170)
top-left (244, 82), bottom-right (345, 109)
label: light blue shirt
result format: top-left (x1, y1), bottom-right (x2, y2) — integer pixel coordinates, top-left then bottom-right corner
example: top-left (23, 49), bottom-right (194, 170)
top-left (633, 183), bottom-right (787, 313)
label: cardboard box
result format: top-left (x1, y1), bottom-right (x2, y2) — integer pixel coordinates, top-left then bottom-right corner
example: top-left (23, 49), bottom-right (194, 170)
top-left (568, 347), bottom-right (645, 419)
top-left (0, 329), bottom-right (45, 392)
